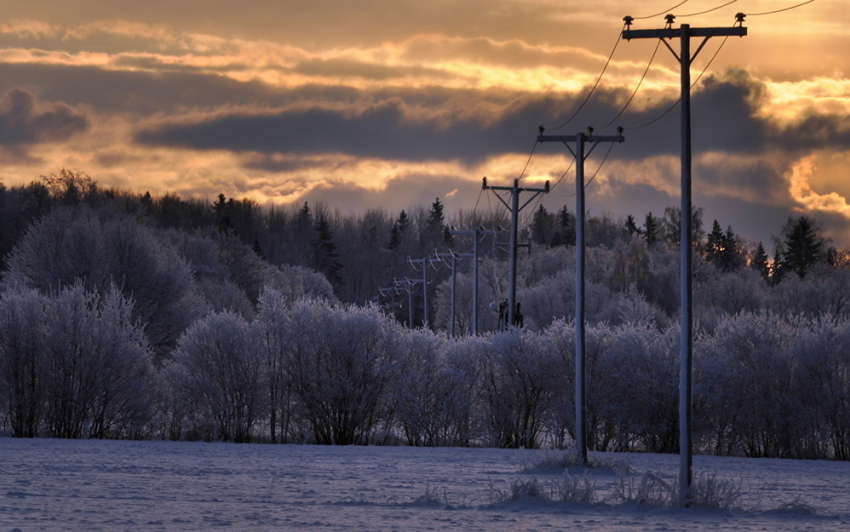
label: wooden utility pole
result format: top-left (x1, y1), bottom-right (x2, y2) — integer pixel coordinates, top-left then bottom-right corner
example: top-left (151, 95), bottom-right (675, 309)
top-left (537, 128), bottom-right (624, 467)
top-left (482, 178), bottom-right (549, 329)
top-left (622, 13), bottom-right (747, 504)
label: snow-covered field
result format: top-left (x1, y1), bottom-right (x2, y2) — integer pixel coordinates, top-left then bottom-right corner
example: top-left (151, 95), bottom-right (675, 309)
top-left (1, 438), bottom-right (848, 531)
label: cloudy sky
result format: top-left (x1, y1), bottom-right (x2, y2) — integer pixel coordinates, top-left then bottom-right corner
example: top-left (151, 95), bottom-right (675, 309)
top-left (0, 0), bottom-right (847, 247)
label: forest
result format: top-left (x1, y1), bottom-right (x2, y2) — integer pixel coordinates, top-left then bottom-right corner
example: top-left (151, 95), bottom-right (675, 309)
top-left (2, 169), bottom-right (850, 460)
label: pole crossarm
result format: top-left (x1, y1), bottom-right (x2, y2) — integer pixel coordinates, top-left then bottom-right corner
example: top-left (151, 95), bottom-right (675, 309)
top-left (622, 27), bottom-right (746, 40)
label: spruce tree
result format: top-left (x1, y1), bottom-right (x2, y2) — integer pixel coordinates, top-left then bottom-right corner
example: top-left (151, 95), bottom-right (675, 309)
top-left (782, 216), bottom-right (824, 278)
top-left (751, 241), bottom-right (770, 281)
top-left (311, 214), bottom-right (343, 290)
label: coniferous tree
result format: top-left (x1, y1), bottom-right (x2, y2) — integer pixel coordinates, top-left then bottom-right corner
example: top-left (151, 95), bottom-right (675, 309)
top-left (720, 225), bottom-right (744, 271)
top-left (553, 206), bottom-right (576, 247)
top-left (770, 247), bottom-right (785, 285)
top-left (644, 212), bottom-right (660, 245)
top-left (624, 214), bottom-right (642, 238)
top-left (311, 214), bottom-right (343, 291)
top-left (781, 216), bottom-right (825, 278)
top-left (705, 220), bottom-right (725, 265)
top-left (751, 241), bottom-right (770, 281)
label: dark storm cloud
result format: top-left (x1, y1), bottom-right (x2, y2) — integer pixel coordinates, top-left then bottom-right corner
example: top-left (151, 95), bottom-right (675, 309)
top-left (133, 97), bottom-right (554, 164)
top-left (131, 66), bottom-right (835, 166)
top-left (0, 88), bottom-right (89, 146)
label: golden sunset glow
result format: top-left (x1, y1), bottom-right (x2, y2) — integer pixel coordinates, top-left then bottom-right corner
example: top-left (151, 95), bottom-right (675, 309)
top-left (0, 0), bottom-right (847, 245)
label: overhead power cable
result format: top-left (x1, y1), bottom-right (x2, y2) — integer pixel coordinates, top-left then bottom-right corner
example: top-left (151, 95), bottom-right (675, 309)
top-left (549, 157), bottom-right (577, 195)
top-left (623, 29), bottom-right (730, 130)
top-left (677, 0), bottom-right (738, 18)
top-left (747, 0), bottom-right (814, 16)
top-left (594, 38), bottom-right (661, 131)
top-left (633, 1), bottom-right (692, 20)
top-left (545, 27), bottom-right (624, 131)
top-left (585, 142), bottom-right (617, 188)
top-left (516, 139), bottom-right (539, 182)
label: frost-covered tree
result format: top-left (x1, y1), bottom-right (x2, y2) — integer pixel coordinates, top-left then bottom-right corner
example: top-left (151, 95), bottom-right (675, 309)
top-left (40, 285), bottom-right (154, 439)
top-left (479, 329), bottom-right (562, 448)
top-left (389, 330), bottom-right (475, 446)
top-left (4, 207), bottom-right (206, 359)
top-left (0, 288), bottom-right (47, 437)
top-left (282, 300), bottom-right (396, 444)
top-left (169, 311), bottom-right (263, 443)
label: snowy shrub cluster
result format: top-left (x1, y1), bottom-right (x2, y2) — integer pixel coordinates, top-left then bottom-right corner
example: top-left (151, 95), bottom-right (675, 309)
top-left (4, 281), bottom-right (849, 459)
top-left (2, 180), bottom-right (850, 459)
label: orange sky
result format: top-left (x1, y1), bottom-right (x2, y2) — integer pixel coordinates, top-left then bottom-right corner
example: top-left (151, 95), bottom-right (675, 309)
top-left (0, 0), bottom-right (847, 246)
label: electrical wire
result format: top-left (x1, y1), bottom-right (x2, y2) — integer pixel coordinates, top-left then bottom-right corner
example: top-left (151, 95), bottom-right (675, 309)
top-left (585, 141), bottom-right (617, 188)
top-left (548, 157), bottom-right (577, 195)
top-left (545, 27), bottom-right (624, 131)
top-left (677, 0), bottom-right (738, 17)
top-left (633, 1), bottom-right (692, 20)
top-left (747, 0), bottom-right (814, 16)
top-left (623, 30), bottom-right (730, 130)
top-left (516, 139), bottom-right (539, 182)
top-left (594, 38), bottom-right (661, 131)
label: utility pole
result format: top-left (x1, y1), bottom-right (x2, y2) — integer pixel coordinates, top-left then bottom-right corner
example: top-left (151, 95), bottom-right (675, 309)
top-left (482, 178), bottom-right (549, 328)
top-left (434, 251), bottom-right (464, 336)
top-left (451, 228), bottom-right (502, 335)
top-left (390, 280), bottom-right (419, 329)
top-left (537, 127), bottom-right (624, 467)
top-left (622, 13), bottom-right (746, 504)
top-left (408, 257), bottom-right (433, 327)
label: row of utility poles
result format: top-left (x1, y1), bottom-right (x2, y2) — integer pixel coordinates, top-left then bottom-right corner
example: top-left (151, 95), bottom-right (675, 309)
top-left (378, 12), bottom-right (748, 507)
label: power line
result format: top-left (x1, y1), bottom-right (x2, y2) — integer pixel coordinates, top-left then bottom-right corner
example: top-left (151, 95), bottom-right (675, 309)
top-left (623, 32), bottom-right (730, 130)
top-left (594, 38), bottom-right (661, 130)
top-left (633, 1), bottom-right (692, 20)
top-left (545, 26), bottom-right (624, 131)
top-left (516, 139), bottom-right (539, 182)
top-left (677, 0), bottom-right (738, 17)
top-left (548, 157), bottom-right (577, 195)
top-left (585, 141), bottom-right (617, 188)
top-left (747, 0), bottom-right (814, 16)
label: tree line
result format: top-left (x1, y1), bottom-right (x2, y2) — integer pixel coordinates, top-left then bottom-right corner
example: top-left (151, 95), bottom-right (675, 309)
top-left (2, 170), bottom-right (850, 460)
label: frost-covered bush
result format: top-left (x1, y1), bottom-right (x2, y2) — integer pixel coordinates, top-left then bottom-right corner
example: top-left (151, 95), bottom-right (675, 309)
top-left (478, 329), bottom-right (563, 449)
top-left (388, 330), bottom-right (476, 446)
top-left (603, 323), bottom-right (678, 453)
top-left (168, 311), bottom-right (263, 443)
top-left (281, 299), bottom-right (396, 445)
top-left (0, 284), bottom-right (155, 439)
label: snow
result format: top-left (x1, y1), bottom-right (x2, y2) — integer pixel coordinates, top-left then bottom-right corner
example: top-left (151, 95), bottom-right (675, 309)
top-left (1, 438), bottom-right (849, 531)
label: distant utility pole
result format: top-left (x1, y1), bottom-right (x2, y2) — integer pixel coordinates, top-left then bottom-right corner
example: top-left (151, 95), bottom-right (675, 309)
top-left (387, 280), bottom-right (419, 329)
top-left (434, 251), bottom-right (464, 337)
top-left (622, 13), bottom-right (747, 504)
top-left (408, 257), bottom-right (434, 327)
top-left (450, 227), bottom-right (502, 335)
top-left (482, 178), bottom-right (549, 328)
top-left (537, 127), bottom-right (625, 468)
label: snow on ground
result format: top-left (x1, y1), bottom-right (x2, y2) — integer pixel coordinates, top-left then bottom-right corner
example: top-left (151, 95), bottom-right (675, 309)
top-left (1, 438), bottom-right (849, 531)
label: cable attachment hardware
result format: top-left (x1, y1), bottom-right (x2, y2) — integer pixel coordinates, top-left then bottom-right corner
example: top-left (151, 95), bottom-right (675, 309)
top-left (623, 15), bottom-right (634, 27)
top-left (664, 14), bottom-right (676, 28)
top-left (734, 12), bottom-right (746, 27)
